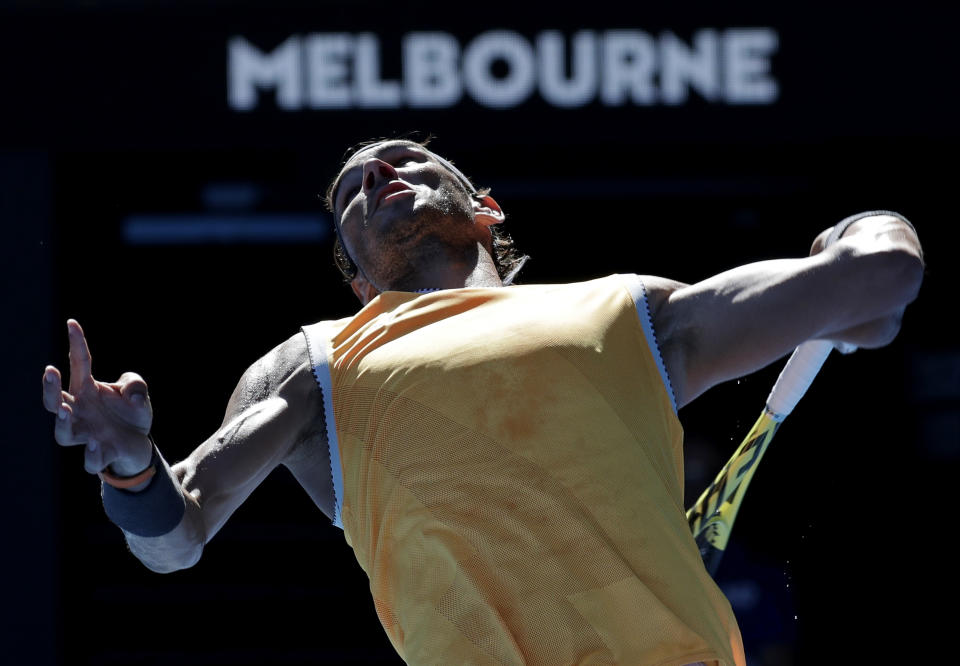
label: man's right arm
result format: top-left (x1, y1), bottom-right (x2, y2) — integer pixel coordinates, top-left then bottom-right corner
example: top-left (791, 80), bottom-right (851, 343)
top-left (43, 322), bottom-right (325, 573)
top-left (642, 212), bottom-right (923, 408)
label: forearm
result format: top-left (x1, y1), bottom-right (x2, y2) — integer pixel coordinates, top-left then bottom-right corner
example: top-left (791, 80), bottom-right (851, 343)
top-left (45, 322), bottom-right (307, 575)
top-left (116, 391), bottom-right (312, 571)
top-left (123, 498), bottom-right (205, 573)
top-left (102, 445), bottom-right (206, 573)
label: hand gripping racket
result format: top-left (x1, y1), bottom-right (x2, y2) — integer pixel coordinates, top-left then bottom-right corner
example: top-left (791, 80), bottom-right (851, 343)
top-left (686, 339), bottom-right (837, 576)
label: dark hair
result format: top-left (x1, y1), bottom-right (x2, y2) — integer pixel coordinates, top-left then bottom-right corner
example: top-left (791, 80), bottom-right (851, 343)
top-left (324, 137), bottom-right (528, 284)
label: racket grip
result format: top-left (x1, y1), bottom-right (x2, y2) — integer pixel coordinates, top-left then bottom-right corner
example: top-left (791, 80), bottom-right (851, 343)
top-left (764, 340), bottom-right (834, 419)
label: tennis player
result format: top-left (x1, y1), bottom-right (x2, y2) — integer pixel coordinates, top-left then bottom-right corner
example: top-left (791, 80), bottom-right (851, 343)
top-left (42, 138), bottom-right (923, 665)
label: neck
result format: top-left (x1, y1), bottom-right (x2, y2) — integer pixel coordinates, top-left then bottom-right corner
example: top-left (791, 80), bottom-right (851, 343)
top-left (395, 241), bottom-right (503, 292)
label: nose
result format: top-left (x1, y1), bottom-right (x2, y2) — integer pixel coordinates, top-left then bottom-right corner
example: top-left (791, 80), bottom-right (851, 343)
top-left (362, 158), bottom-right (398, 195)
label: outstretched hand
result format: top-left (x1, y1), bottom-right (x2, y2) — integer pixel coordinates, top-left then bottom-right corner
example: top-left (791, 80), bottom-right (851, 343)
top-left (42, 320), bottom-right (154, 476)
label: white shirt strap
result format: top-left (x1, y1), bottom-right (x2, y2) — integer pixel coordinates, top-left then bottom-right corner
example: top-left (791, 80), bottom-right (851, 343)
top-left (301, 322), bottom-right (345, 530)
top-left (620, 274), bottom-right (678, 415)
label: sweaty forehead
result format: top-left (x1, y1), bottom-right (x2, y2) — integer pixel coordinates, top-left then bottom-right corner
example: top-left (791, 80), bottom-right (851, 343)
top-left (355, 139), bottom-right (420, 162)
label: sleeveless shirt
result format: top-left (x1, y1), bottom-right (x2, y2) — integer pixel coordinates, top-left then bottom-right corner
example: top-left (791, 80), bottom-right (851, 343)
top-left (302, 275), bottom-right (745, 666)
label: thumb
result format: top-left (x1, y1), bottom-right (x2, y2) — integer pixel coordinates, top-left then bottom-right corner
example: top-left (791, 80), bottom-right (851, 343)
top-left (115, 373), bottom-right (154, 429)
top-left (116, 372), bottom-right (149, 403)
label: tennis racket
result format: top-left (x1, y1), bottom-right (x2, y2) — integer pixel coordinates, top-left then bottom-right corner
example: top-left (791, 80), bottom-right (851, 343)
top-left (686, 339), bottom-right (836, 576)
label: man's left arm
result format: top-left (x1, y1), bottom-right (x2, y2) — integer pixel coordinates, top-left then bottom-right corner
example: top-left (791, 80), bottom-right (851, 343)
top-left (646, 212), bottom-right (923, 409)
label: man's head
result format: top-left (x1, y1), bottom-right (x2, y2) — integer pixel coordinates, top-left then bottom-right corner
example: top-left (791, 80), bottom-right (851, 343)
top-left (325, 138), bottom-right (525, 303)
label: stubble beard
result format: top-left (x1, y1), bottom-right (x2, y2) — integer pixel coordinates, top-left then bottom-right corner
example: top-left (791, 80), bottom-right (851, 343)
top-left (358, 180), bottom-right (478, 291)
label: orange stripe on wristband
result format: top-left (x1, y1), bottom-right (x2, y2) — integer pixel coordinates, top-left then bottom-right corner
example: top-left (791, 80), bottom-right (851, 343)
top-left (99, 463), bottom-right (156, 489)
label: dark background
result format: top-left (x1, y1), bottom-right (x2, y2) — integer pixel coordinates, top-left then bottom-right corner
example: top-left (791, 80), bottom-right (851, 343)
top-left (2, 2), bottom-right (957, 664)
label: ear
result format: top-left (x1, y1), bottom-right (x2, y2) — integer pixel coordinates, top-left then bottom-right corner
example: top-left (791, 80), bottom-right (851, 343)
top-left (350, 273), bottom-right (380, 305)
top-left (472, 193), bottom-right (505, 227)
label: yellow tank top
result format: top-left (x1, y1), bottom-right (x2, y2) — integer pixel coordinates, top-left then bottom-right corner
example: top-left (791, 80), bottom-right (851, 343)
top-left (303, 275), bottom-right (745, 666)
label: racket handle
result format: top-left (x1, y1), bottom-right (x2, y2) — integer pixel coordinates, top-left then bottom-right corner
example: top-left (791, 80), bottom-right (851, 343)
top-left (764, 340), bottom-right (834, 420)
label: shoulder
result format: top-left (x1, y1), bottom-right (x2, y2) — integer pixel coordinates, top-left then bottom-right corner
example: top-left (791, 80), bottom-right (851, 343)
top-left (232, 328), bottom-right (331, 468)
top-left (228, 329), bottom-right (321, 413)
top-left (626, 275), bottom-right (690, 344)
top-left (626, 275), bottom-right (695, 409)
top-left (632, 275), bottom-right (688, 310)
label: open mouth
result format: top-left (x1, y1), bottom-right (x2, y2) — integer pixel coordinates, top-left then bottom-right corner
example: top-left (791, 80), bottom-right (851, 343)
top-left (372, 182), bottom-right (414, 216)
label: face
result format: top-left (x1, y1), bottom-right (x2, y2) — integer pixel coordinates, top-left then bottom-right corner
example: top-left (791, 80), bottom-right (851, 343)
top-left (331, 140), bottom-right (482, 291)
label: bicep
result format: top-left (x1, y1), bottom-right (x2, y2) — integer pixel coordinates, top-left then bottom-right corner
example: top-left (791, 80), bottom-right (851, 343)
top-left (659, 256), bottom-right (832, 407)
